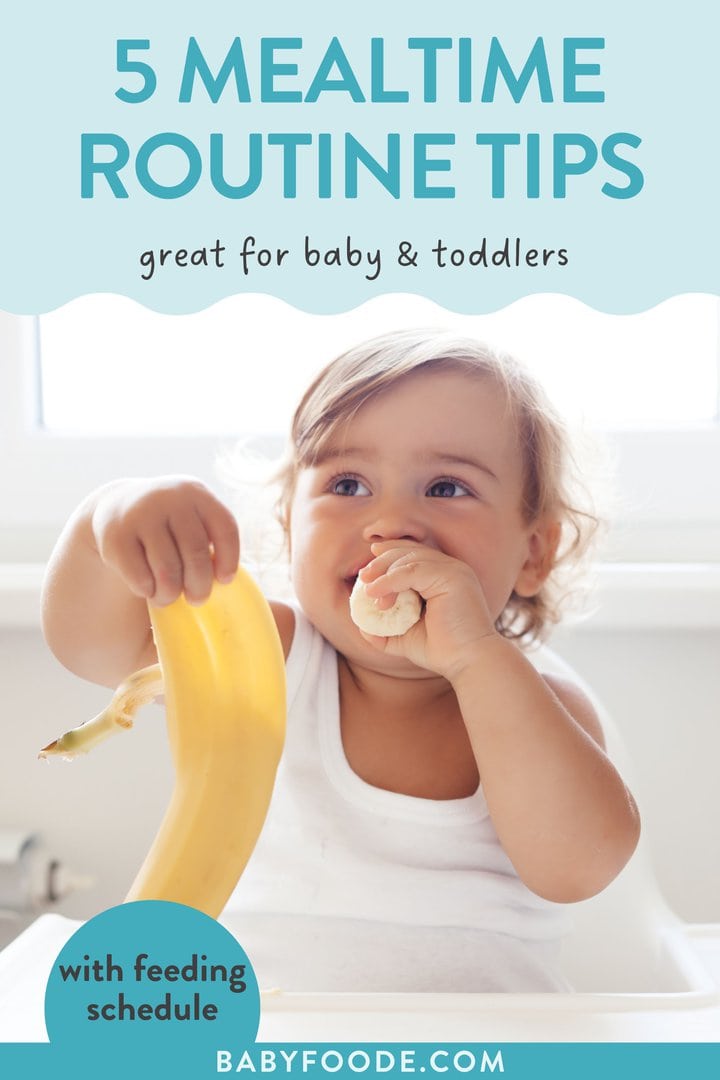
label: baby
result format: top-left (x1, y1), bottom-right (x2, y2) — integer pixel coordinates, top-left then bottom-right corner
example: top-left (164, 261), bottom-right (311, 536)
top-left (42, 329), bottom-right (640, 992)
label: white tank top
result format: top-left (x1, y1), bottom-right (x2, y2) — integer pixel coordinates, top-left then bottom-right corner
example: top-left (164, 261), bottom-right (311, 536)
top-left (222, 605), bottom-right (572, 991)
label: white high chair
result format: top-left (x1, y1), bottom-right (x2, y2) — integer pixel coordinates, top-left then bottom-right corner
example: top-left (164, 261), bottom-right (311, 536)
top-left (0, 649), bottom-right (718, 1042)
top-left (537, 647), bottom-right (718, 998)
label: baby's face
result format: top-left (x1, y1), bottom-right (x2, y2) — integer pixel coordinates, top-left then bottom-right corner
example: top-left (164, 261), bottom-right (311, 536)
top-left (289, 370), bottom-right (548, 671)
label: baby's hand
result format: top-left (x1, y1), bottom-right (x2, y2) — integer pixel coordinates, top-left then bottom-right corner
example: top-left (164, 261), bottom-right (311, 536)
top-left (90, 477), bottom-right (240, 606)
top-left (358, 541), bottom-right (496, 681)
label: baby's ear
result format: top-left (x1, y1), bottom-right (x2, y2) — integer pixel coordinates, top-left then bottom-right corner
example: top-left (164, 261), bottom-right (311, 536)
top-left (514, 518), bottom-right (562, 598)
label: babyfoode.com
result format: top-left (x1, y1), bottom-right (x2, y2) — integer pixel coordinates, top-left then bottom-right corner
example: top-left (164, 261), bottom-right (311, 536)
top-left (217, 1048), bottom-right (504, 1075)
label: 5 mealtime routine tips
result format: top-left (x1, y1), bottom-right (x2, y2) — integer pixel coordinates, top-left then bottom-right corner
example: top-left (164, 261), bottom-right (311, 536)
top-left (83, 33), bottom-right (644, 203)
top-left (87, 32), bottom-right (642, 284)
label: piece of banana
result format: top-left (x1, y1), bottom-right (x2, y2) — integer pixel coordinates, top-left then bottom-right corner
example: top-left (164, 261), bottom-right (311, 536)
top-left (349, 576), bottom-right (422, 637)
top-left (40, 568), bottom-right (286, 919)
top-left (39, 665), bottom-right (164, 760)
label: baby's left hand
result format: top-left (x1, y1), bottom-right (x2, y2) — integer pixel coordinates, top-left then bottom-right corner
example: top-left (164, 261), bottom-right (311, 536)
top-left (358, 541), bottom-right (497, 681)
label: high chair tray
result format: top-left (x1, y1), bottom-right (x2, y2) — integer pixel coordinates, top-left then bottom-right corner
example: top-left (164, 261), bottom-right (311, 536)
top-left (1, 915), bottom-right (719, 1043)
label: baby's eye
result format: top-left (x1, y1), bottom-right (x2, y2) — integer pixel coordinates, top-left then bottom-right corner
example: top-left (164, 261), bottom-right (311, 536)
top-left (427, 478), bottom-right (472, 498)
top-left (330, 475), bottom-right (370, 497)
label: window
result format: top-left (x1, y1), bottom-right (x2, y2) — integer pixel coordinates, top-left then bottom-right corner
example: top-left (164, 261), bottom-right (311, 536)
top-left (38, 294), bottom-right (718, 435)
top-left (1, 295), bottom-right (719, 564)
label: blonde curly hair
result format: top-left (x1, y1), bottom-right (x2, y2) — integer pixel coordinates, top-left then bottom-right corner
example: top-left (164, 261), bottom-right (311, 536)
top-left (274, 328), bottom-right (599, 646)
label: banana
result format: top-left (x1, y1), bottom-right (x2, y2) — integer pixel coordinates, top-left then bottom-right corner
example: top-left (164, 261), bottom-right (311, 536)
top-left (349, 576), bottom-right (422, 637)
top-left (40, 568), bottom-right (286, 919)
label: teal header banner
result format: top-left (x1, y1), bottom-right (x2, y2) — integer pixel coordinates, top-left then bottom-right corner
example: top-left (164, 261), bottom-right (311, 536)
top-left (1, 0), bottom-right (718, 313)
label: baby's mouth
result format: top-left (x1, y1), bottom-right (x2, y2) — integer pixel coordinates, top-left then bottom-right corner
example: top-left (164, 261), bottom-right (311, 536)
top-left (343, 574), bottom-right (358, 595)
top-left (343, 560), bottom-right (371, 595)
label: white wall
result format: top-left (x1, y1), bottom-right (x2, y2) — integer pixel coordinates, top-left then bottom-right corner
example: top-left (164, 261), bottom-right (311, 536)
top-left (0, 625), bottom-right (173, 928)
top-left (1, 601), bottom-right (719, 939)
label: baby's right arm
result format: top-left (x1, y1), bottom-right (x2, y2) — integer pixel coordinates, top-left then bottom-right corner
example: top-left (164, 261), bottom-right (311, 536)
top-left (41, 476), bottom-right (240, 689)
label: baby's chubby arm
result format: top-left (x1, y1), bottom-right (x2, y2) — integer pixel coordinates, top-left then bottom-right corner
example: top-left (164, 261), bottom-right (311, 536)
top-left (360, 542), bottom-right (641, 903)
top-left (42, 476), bottom-right (242, 688)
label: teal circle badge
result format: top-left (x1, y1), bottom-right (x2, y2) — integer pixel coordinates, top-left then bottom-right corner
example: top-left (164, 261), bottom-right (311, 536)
top-left (45, 901), bottom-right (260, 1054)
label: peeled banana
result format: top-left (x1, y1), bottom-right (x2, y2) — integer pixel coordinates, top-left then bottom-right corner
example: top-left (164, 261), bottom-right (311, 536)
top-left (349, 576), bottom-right (422, 637)
top-left (40, 568), bottom-right (286, 919)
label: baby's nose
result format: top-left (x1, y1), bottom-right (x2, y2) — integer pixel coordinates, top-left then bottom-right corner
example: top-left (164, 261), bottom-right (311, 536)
top-left (362, 502), bottom-right (429, 544)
